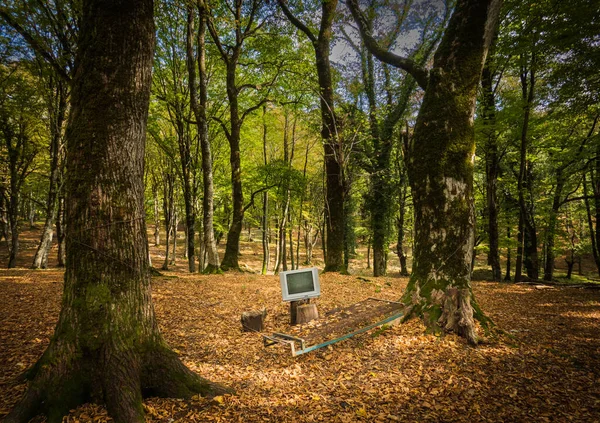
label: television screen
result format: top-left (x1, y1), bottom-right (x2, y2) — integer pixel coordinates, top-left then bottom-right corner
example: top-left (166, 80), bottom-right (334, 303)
top-left (287, 272), bottom-right (315, 295)
top-left (279, 267), bottom-right (320, 302)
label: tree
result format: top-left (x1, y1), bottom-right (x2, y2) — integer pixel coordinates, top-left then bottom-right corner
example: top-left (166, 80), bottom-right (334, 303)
top-left (153, 1), bottom-right (200, 273)
top-left (277, 0), bottom-right (346, 272)
top-left (205, 0), bottom-right (280, 271)
top-left (186, 2), bottom-right (220, 273)
top-left (339, 0), bottom-right (449, 276)
top-left (3, 1), bottom-right (228, 421)
top-left (479, 35), bottom-right (503, 282)
top-left (0, 0), bottom-right (76, 269)
top-left (0, 64), bottom-right (42, 269)
top-left (349, 0), bottom-right (502, 344)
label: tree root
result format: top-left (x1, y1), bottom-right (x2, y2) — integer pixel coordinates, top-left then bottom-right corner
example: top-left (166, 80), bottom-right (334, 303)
top-left (3, 342), bottom-right (232, 423)
top-left (202, 264), bottom-right (222, 275)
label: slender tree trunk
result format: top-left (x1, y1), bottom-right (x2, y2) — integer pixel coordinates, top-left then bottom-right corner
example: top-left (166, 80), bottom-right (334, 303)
top-left (543, 174), bottom-right (564, 281)
top-left (480, 50), bottom-right (501, 282)
top-left (161, 174), bottom-right (174, 271)
top-left (260, 105), bottom-right (270, 274)
top-left (33, 78), bottom-right (67, 269)
top-left (171, 211), bottom-right (178, 265)
top-left (515, 212), bottom-right (524, 281)
top-left (186, 4), bottom-right (219, 273)
top-left (7, 177), bottom-right (18, 268)
top-left (152, 179), bottom-right (160, 246)
top-left (397, 181), bottom-right (409, 277)
top-left (220, 60), bottom-right (244, 271)
top-left (3, 2), bottom-right (228, 421)
top-left (516, 54), bottom-right (539, 280)
top-left (0, 184), bottom-right (7, 242)
top-left (262, 192), bottom-right (269, 274)
top-left (583, 173), bottom-right (600, 276)
top-left (504, 226), bottom-right (511, 281)
top-left (289, 226), bottom-right (295, 270)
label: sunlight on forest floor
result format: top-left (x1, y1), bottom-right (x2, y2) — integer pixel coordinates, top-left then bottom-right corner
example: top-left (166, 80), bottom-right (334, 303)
top-left (1, 227), bottom-right (599, 422)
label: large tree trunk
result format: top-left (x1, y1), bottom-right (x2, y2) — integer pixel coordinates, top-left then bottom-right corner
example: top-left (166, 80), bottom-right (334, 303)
top-left (4, 5), bottom-right (230, 421)
top-left (317, 43), bottom-right (346, 272)
top-left (398, 0), bottom-right (502, 345)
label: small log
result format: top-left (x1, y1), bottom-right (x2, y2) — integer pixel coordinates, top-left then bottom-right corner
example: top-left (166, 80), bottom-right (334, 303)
top-left (296, 303), bottom-right (319, 325)
top-left (241, 309), bottom-right (267, 332)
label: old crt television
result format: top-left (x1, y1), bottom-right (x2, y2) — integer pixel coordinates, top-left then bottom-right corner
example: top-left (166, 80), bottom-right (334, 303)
top-left (279, 267), bottom-right (320, 302)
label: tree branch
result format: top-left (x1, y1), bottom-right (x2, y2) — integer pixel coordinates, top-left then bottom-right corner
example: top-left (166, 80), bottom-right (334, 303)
top-left (243, 184), bottom-right (277, 213)
top-left (211, 116), bottom-right (231, 141)
top-left (276, 0), bottom-right (317, 44)
top-left (345, 0), bottom-right (429, 90)
top-left (0, 7), bottom-right (71, 83)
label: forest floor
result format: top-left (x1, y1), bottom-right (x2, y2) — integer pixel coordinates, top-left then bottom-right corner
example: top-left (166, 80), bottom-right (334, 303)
top-left (1, 227), bottom-right (600, 422)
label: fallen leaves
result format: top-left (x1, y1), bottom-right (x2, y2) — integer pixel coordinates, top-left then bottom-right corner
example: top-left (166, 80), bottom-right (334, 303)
top-left (1, 234), bottom-right (600, 422)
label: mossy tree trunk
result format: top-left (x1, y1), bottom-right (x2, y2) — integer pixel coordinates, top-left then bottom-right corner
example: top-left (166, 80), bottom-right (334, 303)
top-left (349, 0), bottom-right (502, 344)
top-left (3, 2), bottom-right (229, 422)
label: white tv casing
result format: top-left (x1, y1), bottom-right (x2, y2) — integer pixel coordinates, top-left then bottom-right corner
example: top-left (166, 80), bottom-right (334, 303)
top-left (279, 267), bottom-right (320, 302)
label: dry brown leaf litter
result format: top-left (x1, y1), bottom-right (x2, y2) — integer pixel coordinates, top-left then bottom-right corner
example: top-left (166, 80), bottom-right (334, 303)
top-left (1, 234), bottom-right (600, 422)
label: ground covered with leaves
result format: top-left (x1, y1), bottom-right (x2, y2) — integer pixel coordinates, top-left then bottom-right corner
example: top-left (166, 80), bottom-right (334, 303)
top-left (1, 233), bottom-right (600, 422)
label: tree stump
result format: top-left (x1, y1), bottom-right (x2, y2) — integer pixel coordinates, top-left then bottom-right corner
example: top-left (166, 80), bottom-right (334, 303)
top-left (296, 303), bottom-right (319, 324)
top-left (241, 309), bottom-right (267, 332)
top-left (290, 299), bottom-right (309, 325)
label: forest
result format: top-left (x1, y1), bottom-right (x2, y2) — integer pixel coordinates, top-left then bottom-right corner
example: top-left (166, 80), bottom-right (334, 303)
top-left (0, 0), bottom-right (599, 422)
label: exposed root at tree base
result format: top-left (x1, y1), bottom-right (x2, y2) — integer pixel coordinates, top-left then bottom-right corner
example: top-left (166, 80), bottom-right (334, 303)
top-left (439, 288), bottom-right (478, 345)
top-left (202, 264), bottom-right (222, 275)
top-left (401, 287), bottom-right (491, 346)
top-left (2, 343), bottom-right (232, 423)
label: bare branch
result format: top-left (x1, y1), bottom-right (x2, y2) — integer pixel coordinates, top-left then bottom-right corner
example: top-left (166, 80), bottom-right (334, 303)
top-left (276, 0), bottom-right (317, 44)
top-left (345, 0), bottom-right (429, 89)
top-left (0, 7), bottom-right (71, 83)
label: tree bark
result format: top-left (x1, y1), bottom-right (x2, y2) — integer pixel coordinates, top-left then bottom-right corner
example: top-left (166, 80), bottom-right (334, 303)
top-left (350, 0), bottom-right (502, 344)
top-left (3, 2), bottom-right (229, 421)
top-left (504, 226), bottom-right (512, 281)
top-left (55, 192), bottom-right (66, 267)
top-left (583, 173), bottom-right (600, 276)
top-left (161, 173), bottom-right (175, 271)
